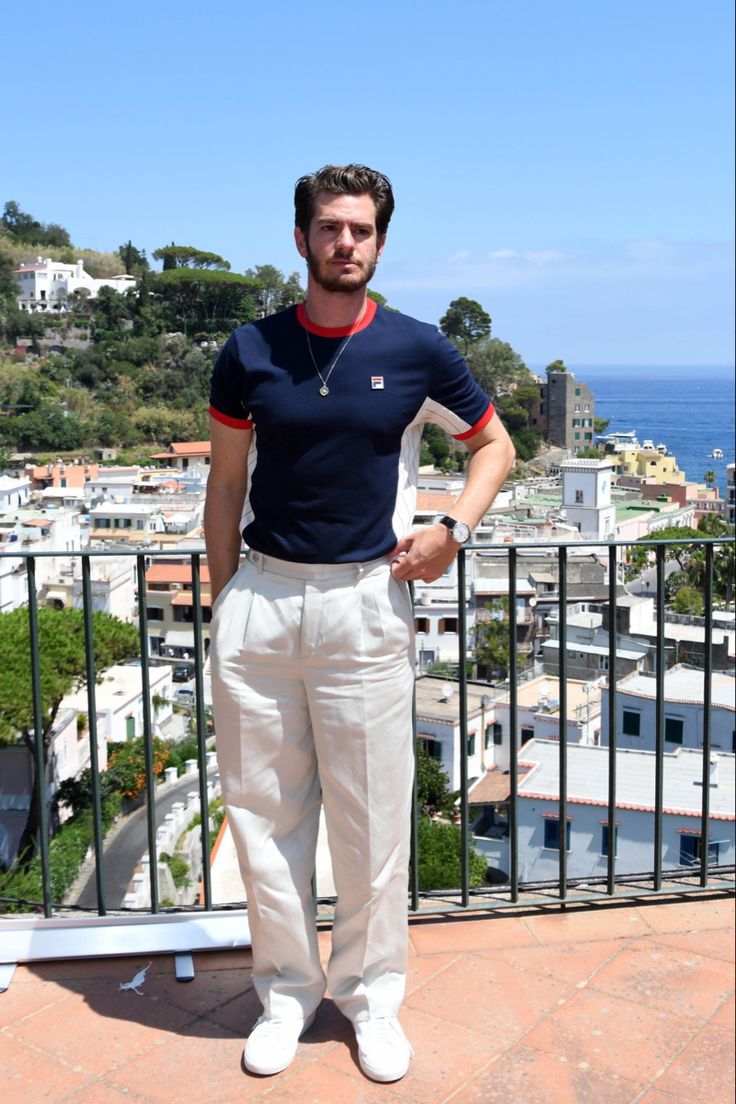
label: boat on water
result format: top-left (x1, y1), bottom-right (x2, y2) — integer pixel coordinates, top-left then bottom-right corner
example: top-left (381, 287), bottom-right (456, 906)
top-left (656, 443), bottom-right (668, 454)
top-left (642, 439), bottom-right (656, 451)
top-left (711, 447), bottom-right (724, 459)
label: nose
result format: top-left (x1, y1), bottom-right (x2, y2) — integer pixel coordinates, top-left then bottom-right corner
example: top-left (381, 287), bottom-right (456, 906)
top-left (335, 224), bottom-right (355, 253)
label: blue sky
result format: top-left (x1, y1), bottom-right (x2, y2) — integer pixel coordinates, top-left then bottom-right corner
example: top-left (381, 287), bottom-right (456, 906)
top-left (3, 0), bottom-right (734, 366)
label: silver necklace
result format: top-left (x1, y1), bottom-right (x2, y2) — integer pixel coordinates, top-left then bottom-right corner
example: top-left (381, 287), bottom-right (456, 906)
top-left (304, 318), bottom-right (358, 397)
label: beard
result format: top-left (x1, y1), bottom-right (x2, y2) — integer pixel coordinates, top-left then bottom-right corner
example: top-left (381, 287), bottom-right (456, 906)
top-left (305, 243), bottom-right (378, 293)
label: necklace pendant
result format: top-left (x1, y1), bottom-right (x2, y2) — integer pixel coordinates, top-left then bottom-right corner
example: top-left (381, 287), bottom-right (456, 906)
top-left (319, 385), bottom-right (330, 397)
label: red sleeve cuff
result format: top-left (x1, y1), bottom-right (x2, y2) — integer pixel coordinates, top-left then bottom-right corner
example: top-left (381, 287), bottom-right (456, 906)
top-left (452, 401), bottom-right (495, 441)
top-left (209, 405), bottom-right (253, 429)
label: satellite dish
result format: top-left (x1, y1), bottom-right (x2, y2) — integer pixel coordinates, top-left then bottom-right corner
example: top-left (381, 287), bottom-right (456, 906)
top-left (480, 694), bottom-right (491, 708)
top-left (441, 684), bottom-right (454, 701)
top-left (540, 680), bottom-right (551, 699)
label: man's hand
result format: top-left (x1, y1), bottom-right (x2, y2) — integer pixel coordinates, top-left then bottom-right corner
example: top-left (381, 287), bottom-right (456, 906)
top-left (389, 524), bottom-right (459, 583)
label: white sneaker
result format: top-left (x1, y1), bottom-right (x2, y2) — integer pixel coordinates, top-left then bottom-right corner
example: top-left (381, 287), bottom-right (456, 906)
top-left (243, 1011), bottom-right (315, 1076)
top-left (354, 1016), bottom-right (413, 1082)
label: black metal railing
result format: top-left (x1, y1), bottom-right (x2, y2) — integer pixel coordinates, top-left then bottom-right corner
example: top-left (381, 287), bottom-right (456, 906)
top-left (0, 535), bottom-right (733, 927)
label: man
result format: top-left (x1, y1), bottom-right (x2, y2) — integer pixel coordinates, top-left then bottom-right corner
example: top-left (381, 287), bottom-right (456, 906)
top-left (205, 164), bottom-right (515, 1083)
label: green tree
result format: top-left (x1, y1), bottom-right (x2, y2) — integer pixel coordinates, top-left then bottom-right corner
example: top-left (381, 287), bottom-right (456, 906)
top-left (118, 240), bottom-right (150, 277)
top-left (152, 243), bottom-right (231, 271)
top-left (416, 744), bottom-right (459, 817)
top-left (672, 586), bottom-right (705, 615)
top-left (439, 297), bottom-right (491, 355)
top-left (546, 359), bottom-right (566, 374)
top-left (465, 338), bottom-right (531, 401)
top-left (416, 817), bottom-right (487, 891)
top-left (704, 470), bottom-right (717, 486)
top-left (594, 416), bottom-right (610, 434)
top-left (0, 607), bottom-right (139, 861)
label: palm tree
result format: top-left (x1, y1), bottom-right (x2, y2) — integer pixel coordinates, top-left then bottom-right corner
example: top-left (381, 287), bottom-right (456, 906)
top-left (704, 470), bottom-right (717, 486)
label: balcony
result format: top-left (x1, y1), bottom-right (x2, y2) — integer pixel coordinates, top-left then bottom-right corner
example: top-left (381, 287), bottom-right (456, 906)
top-left (1, 893), bottom-right (733, 1102)
top-left (0, 536), bottom-right (734, 1099)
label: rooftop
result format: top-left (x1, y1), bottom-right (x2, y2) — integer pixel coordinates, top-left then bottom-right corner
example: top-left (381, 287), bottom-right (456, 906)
top-left (617, 666), bottom-right (735, 710)
top-left (2, 894), bottom-right (733, 1102)
top-left (519, 739), bottom-right (736, 818)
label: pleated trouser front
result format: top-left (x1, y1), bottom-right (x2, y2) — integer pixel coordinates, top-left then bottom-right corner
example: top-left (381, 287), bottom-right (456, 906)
top-left (209, 550), bottom-right (416, 1023)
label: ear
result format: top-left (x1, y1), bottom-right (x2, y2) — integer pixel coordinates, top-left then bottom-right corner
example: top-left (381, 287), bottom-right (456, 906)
top-left (294, 226), bottom-right (308, 259)
top-left (376, 233), bottom-right (387, 263)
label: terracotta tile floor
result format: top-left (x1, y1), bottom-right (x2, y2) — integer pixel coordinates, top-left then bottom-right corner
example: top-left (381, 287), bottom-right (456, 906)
top-left (1, 892), bottom-right (733, 1104)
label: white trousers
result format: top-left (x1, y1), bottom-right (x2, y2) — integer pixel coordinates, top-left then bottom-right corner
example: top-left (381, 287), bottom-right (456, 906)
top-left (210, 550), bottom-right (415, 1023)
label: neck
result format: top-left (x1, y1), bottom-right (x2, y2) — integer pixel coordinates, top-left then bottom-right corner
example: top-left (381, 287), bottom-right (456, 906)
top-left (304, 282), bottom-right (368, 330)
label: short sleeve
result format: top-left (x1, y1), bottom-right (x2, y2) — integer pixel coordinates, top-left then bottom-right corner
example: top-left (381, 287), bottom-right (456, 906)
top-left (423, 332), bottom-right (494, 440)
top-left (209, 332), bottom-right (252, 429)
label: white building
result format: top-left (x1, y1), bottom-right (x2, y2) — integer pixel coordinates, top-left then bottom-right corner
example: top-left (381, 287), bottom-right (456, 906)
top-left (560, 459), bottom-right (616, 540)
top-left (0, 474), bottom-right (32, 511)
top-left (13, 257), bottom-right (136, 313)
top-left (0, 536), bottom-right (28, 612)
top-left (61, 663), bottom-right (174, 755)
top-left (489, 740), bottom-right (735, 884)
top-left (601, 665), bottom-right (735, 754)
top-left (41, 556), bottom-right (137, 622)
top-left (414, 676), bottom-right (496, 790)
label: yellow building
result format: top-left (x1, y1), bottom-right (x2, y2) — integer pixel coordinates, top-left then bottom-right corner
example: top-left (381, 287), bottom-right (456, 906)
top-left (611, 448), bottom-right (684, 483)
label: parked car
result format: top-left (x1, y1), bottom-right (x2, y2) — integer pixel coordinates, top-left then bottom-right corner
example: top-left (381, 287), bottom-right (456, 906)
top-left (173, 664), bottom-right (192, 683)
top-left (175, 687), bottom-right (195, 705)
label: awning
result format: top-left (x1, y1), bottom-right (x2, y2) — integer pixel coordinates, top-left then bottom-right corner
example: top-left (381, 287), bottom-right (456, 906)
top-left (164, 630), bottom-right (196, 648)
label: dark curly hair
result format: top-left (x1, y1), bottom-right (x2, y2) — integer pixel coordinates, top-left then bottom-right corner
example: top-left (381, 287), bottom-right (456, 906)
top-left (294, 164), bottom-right (395, 238)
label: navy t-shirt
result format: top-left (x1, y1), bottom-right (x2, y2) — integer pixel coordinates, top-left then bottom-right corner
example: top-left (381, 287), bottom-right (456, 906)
top-left (209, 300), bottom-right (493, 563)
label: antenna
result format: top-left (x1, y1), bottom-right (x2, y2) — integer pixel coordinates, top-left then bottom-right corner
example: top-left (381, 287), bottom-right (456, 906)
top-left (440, 684), bottom-right (454, 701)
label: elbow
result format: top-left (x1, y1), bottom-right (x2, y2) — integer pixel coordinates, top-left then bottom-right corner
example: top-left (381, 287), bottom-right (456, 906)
top-left (504, 437), bottom-right (516, 476)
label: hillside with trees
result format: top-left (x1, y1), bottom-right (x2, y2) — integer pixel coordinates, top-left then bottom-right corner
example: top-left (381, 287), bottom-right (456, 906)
top-left (1, 201), bottom-right (547, 464)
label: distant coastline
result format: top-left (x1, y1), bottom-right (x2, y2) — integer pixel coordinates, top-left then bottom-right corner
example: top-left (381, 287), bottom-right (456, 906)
top-left (530, 364), bottom-right (734, 380)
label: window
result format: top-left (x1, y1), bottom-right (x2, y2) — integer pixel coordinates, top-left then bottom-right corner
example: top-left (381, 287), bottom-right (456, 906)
top-left (419, 736), bottom-right (442, 760)
top-left (521, 726), bottom-right (534, 744)
top-left (622, 710), bottom-right (640, 737)
top-left (125, 715), bottom-right (135, 740)
top-left (665, 717), bottom-right (684, 744)
top-left (575, 432), bottom-right (580, 441)
top-left (147, 607), bottom-right (164, 621)
top-left (543, 819), bottom-right (571, 851)
top-left (439, 617), bottom-right (458, 633)
top-left (575, 388), bottom-right (581, 396)
top-left (601, 824), bottom-right (618, 857)
top-left (679, 834), bottom-right (720, 867)
top-left (575, 489), bottom-right (584, 503)
top-left (467, 733), bottom-right (476, 756)
top-left (493, 722), bottom-right (503, 746)
top-left (598, 655), bottom-right (609, 671)
top-left (415, 617), bottom-right (430, 633)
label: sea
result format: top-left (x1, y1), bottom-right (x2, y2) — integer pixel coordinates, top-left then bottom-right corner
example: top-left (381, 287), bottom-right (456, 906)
top-left (559, 366), bottom-right (735, 496)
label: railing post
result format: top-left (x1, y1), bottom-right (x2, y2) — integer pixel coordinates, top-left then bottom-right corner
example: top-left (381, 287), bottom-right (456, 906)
top-left (558, 546), bottom-right (568, 901)
top-left (508, 548), bottom-right (519, 903)
top-left (654, 543), bottom-right (666, 892)
top-left (191, 554), bottom-right (212, 909)
top-left (699, 542), bottom-right (713, 887)
top-left (457, 550), bottom-right (469, 907)
top-left (136, 555), bottom-right (158, 913)
top-left (26, 557), bottom-right (52, 917)
top-left (606, 544), bottom-right (618, 896)
top-left (81, 555), bottom-right (106, 915)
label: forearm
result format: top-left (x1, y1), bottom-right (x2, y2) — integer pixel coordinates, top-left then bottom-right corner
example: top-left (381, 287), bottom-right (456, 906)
top-left (449, 434), bottom-right (516, 528)
top-left (204, 482), bottom-right (246, 601)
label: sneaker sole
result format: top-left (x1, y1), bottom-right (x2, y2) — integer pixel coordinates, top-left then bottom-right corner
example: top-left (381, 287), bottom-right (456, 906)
top-left (243, 1011), bottom-right (316, 1076)
top-left (358, 1053), bottom-right (411, 1083)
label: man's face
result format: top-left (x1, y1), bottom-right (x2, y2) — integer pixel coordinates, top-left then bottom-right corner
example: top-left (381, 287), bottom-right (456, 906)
top-left (295, 191), bottom-right (385, 294)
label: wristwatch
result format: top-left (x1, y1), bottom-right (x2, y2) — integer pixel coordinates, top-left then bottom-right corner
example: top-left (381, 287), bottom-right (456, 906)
top-left (437, 515), bottom-right (471, 544)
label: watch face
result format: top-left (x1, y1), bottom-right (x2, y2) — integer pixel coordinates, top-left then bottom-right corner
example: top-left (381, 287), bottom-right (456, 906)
top-left (452, 521), bottom-right (471, 544)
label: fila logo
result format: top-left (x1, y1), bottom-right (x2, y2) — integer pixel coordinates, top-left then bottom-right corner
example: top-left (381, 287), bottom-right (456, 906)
top-left (371, 376), bottom-right (384, 390)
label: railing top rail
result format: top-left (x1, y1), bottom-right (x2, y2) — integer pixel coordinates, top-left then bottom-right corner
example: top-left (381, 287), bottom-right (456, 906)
top-left (0, 534), bottom-right (731, 562)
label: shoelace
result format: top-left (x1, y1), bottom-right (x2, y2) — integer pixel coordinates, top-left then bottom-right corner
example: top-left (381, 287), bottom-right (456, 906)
top-left (252, 1017), bottom-right (298, 1038)
top-left (361, 1018), bottom-right (414, 1054)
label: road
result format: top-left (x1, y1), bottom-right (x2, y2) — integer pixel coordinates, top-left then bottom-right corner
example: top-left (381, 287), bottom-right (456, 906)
top-left (75, 769), bottom-right (216, 910)
top-left (626, 560), bottom-right (680, 596)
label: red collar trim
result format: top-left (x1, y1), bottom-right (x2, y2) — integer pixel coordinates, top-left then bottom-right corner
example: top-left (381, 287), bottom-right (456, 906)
top-left (296, 297), bottom-right (377, 337)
